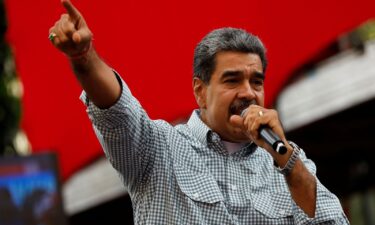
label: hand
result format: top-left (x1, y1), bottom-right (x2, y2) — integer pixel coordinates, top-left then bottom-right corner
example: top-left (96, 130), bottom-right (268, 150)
top-left (49, 0), bottom-right (93, 58)
top-left (230, 105), bottom-right (289, 154)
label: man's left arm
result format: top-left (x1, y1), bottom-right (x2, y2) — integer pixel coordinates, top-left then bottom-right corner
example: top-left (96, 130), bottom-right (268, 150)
top-left (230, 105), bottom-right (349, 223)
top-left (282, 146), bottom-right (349, 224)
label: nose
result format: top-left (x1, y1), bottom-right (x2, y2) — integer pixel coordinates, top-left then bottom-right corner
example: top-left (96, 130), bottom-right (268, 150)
top-left (237, 81), bottom-right (256, 100)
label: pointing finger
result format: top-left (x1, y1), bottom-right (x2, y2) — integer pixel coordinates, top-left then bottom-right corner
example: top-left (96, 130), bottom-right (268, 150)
top-left (61, 0), bottom-right (81, 21)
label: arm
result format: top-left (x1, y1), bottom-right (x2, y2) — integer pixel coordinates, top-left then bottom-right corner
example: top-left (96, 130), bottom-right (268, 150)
top-left (49, 0), bottom-right (166, 191)
top-left (278, 144), bottom-right (317, 217)
top-left (293, 150), bottom-right (350, 224)
top-left (49, 0), bottom-right (120, 109)
top-left (230, 105), bottom-right (348, 222)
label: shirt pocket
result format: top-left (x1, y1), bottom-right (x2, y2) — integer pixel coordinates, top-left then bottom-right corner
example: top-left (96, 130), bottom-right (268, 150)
top-left (252, 191), bottom-right (293, 219)
top-left (174, 163), bottom-right (224, 204)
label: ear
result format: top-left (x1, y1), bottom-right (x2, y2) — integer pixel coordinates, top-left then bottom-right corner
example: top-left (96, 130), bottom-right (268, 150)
top-left (193, 78), bottom-right (207, 109)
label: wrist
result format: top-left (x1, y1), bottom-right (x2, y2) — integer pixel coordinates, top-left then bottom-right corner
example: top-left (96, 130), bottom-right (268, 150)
top-left (274, 141), bottom-right (301, 176)
top-left (68, 42), bottom-right (93, 61)
top-left (269, 142), bottom-right (292, 167)
top-left (69, 46), bottom-right (98, 76)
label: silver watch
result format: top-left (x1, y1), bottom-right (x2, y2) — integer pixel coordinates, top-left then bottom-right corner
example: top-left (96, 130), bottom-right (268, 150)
top-left (275, 141), bottom-right (301, 175)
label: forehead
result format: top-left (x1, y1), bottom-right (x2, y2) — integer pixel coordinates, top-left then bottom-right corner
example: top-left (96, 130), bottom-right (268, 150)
top-left (213, 51), bottom-right (263, 75)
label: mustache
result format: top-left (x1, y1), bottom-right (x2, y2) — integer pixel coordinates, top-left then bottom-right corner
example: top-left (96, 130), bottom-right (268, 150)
top-left (229, 99), bottom-right (257, 115)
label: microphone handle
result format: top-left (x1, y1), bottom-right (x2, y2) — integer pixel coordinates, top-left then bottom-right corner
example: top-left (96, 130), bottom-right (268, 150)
top-left (259, 126), bottom-right (287, 155)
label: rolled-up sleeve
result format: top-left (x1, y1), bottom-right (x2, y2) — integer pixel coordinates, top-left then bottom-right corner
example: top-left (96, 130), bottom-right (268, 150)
top-left (291, 150), bottom-right (350, 224)
top-left (79, 71), bottom-right (168, 192)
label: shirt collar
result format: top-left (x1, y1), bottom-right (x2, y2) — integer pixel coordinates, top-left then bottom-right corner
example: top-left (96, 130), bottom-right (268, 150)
top-left (187, 110), bottom-right (212, 146)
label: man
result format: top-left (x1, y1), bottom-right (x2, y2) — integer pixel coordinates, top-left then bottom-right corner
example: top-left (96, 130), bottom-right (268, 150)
top-left (49, 0), bottom-right (349, 224)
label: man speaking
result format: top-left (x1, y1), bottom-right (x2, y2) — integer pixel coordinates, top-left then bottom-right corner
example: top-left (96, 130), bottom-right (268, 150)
top-left (49, 0), bottom-right (349, 224)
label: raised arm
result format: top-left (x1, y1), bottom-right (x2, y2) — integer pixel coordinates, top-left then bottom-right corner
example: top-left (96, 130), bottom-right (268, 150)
top-left (49, 0), bottom-right (120, 109)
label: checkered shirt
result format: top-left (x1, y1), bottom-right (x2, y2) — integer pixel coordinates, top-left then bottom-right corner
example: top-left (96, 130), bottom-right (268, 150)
top-left (81, 74), bottom-right (349, 225)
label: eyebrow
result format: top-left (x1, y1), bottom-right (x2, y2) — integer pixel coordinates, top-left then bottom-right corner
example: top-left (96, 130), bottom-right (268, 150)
top-left (253, 71), bottom-right (265, 80)
top-left (221, 70), bottom-right (265, 80)
top-left (221, 70), bottom-right (242, 79)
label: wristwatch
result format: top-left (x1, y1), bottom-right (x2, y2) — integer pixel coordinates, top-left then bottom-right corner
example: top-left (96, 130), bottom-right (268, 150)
top-left (274, 141), bottom-right (301, 175)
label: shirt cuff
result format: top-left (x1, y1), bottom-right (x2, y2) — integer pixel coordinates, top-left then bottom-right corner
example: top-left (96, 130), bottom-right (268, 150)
top-left (79, 70), bottom-right (137, 128)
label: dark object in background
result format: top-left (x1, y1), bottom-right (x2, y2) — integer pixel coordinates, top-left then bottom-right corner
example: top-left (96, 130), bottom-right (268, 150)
top-left (0, 152), bottom-right (68, 225)
top-left (0, 0), bottom-right (21, 156)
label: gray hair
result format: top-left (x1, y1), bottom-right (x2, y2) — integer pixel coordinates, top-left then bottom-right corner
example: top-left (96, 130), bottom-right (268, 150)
top-left (193, 27), bottom-right (267, 83)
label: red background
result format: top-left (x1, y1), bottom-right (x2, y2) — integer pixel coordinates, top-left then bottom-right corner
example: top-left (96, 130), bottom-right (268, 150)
top-left (4, 0), bottom-right (375, 180)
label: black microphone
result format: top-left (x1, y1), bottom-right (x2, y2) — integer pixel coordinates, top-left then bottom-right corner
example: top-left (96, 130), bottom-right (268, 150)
top-left (241, 109), bottom-right (287, 155)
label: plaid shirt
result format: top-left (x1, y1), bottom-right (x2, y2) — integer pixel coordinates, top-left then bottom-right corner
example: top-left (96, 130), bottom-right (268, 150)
top-left (81, 74), bottom-right (349, 225)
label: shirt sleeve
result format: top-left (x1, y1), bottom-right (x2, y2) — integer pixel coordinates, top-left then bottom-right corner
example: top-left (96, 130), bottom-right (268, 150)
top-left (291, 150), bottom-right (350, 224)
top-left (79, 71), bottom-right (169, 192)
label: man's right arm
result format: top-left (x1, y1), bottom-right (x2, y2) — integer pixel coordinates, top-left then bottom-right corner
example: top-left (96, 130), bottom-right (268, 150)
top-left (49, 0), bottom-right (120, 109)
top-left (49, 0), bottom-right (164, 191)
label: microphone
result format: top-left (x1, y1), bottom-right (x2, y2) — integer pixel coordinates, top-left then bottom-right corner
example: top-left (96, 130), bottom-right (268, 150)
top-left (241, 109), bottom-right (287, 155)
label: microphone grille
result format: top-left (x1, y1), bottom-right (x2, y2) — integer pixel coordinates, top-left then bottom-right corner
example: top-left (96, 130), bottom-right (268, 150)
top-left (240, 109), bottom-right (248, 118)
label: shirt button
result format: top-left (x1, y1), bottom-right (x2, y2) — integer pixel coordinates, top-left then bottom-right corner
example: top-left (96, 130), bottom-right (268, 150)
top-left (279, 209), bottom-right (286, 215)
top-left (230, 184), bottom-right (237, 190)
top-left (192, 193), bottom-right (200, 199)
top-left (211, 133), bottom-right (220, 142)
top-left (245, 193), bottom-right (252, 200)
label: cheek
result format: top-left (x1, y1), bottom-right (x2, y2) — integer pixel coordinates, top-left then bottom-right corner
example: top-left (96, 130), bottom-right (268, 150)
top-left (219, 91), bottom-right (235, 106)
top-left (256, 92), bottom-right (265, 106)
top-left (214, 92), bottom-right (237, 118)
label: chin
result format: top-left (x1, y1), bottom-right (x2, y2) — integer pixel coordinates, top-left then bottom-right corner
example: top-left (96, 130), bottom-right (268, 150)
top-left (228, 132), bottom-right (250, 143)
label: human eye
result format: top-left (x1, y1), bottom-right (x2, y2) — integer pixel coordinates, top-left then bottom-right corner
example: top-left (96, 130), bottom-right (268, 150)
top-left (222, 71), bottom-right (241, 84)
top-left (253, 78), bottom-right (264, 86)
top-left (224, 78), bottom-right (238, 83)
top-left (251, 78), bottom-right (264, 90)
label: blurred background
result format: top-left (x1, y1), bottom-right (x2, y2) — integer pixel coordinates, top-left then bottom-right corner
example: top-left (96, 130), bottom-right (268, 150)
top-left (1, 0), bottom-right (375, 224)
